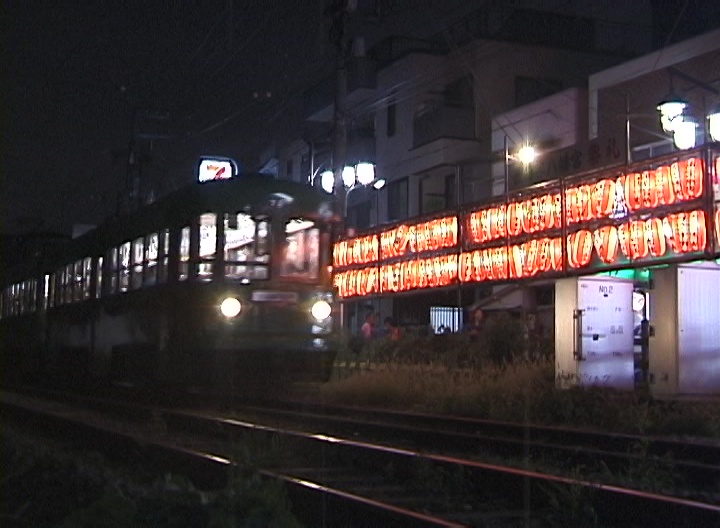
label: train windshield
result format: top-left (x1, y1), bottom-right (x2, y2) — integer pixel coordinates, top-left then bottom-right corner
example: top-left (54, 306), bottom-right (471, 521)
top-left (223, 213), bottom-right (270, 280)
top-left (279, 218), bottom-right (320, 281)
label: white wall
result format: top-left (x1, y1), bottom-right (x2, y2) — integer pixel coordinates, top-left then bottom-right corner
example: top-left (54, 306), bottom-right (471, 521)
top-left (677, 262), bottom-right (720, 394)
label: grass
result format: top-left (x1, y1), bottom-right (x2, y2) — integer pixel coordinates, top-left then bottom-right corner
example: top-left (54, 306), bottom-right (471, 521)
top-left (322, 328), bottom-right (720, 440)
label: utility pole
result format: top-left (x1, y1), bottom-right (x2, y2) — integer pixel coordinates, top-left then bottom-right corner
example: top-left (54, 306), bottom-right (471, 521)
top-left (325, 0), bottom-right (349, 223)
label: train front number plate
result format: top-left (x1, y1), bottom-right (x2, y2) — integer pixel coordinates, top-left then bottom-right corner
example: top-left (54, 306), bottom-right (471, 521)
top-left (251, 291), bottom-right (299, 303)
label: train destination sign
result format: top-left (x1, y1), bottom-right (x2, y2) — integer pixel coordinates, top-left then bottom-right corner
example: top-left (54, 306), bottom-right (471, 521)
top-left (333, 154), bottom-right (713, 298)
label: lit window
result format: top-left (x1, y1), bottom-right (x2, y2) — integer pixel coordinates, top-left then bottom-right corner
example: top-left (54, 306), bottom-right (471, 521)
top-left (119, 242), bottom-right (130, 292)
top-left (96, 256), bottom-right (103, 298)
top-left (279, 218), bottom-right (319, 280)
top-left (223, 213), bottom-right (269, 280)
top-left (159, 229), bottom-right (169, 283)
top-left (132, 237), bottom-right (144, 289)
top-left (198, 213), bottom-right (216, 281)
top-left (145, 233), bottom-right (158, 286)
top-left (83, 257), bottom-right (92, 299)
top-left (108, 247), bottom-right (118, 294)
top-left (179, 226), bottom-right (190, 281)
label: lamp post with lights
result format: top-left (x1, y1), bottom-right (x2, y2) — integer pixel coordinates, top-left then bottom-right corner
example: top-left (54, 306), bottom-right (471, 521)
top-left (322, 162), bottom-right (384, 330)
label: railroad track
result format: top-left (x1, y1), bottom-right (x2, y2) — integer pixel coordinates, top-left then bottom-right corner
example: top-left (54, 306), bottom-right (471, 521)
top-left (2, 388), bottom-right (719, 527)
top-left (241, 399), bottom-right (720, 495)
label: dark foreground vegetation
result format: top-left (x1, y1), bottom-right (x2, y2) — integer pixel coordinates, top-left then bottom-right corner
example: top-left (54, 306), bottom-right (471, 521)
top-left (3, 427), bottom-right (301, 528)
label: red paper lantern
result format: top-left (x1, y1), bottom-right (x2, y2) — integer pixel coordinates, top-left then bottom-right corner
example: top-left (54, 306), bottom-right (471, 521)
top-left (627, 220), bottom-right (649, 260)
top-left (680, 157), bottom-right (703, 200)
top-left (639, 170), bottom-right (659, 209)
top-left (567, 230), bottom-right (593, 268)
top-left (623, 172), bottom-right (644, 212)
top-left (593, 225), bottom-right (619, 263)
top-left (591, 179), bottom-right (616, 218)
top-left (507, 202), bottom-right (523, 237)
top-left (654, 165), bottom-right (676, 206)
top-left (510, 245), bottom-right (524, 278)
top-left (644, 218), bottom-right (666, 257)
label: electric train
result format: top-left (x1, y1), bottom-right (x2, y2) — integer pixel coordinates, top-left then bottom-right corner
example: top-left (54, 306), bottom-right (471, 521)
top-left (0, 173), bottom-right (340, 394)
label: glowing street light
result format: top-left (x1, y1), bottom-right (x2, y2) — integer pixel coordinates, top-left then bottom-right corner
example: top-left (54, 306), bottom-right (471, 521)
top-left (320, 169), bottom-right (334, 193)
top-left (657, 97), bottom-right (688, 133)
top-left (355, 162), bottom-right (375, 185)
top-left (516, 144), bottom-right (537, 165)
top-left (342, 166), bottom-right (356, 188)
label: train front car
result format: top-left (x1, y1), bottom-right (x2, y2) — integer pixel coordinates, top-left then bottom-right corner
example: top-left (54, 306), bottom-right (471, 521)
top-left (168, 176), bottom-right (339, 393)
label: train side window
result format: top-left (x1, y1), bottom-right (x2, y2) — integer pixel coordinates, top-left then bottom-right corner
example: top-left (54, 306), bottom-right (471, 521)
top-left (132, 237), bottom-right (144, 290)
top-left (158, 229), bottom-right (169, 283)
top-left (145, 233), bottom-right (158, 286)
top-left (198, 213), bottom-right (216, 281)
top-left (53, 269), bottom-right (61, 306)
top-left (73, 260), bottom-right (83, 302)
top-left (83, 257), bottom-right (92, 299)
top-left (179, 226), bottom-right (190, 281)
top-left (29, 279), bottom-right (37, 313)
top-left (12, 283), bottom-right (19, 315)
top-left (108, 247), bottom-right (118, 294)
top-left (18, 282), bottom-right (26, 314)
top-left (96, 256), bottom-right (103, 298)
top-left (44, 274), bottom-right (50, 310)
top-left (63, 264), bottom-right (73, 304)
top-left (119, 242), bottom-right (131, 292)
top-left (49, 273), bottom-right (56, 308)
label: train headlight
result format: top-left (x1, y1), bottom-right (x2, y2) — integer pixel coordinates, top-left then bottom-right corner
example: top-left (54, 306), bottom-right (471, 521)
top-left (220, 297), bottom-right (242, 318)
top-left (311, 299), bottom-right (332, 321)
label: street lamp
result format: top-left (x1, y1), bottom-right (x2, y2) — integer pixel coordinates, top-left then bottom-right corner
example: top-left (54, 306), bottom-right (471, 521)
top-left (654, 68), bottom-right (720, 150)
top-left (657, 97), bottom-right (688, 133)
top-left (503, 135), bottom-right (537, 194)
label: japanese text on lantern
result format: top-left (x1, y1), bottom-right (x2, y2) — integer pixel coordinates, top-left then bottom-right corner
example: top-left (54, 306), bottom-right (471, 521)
top-left (458, 209), bottom-right (708, 284)
top-left (333, 234), bottom-right (379, 267)
top-left (333, 254), bottom-right (458, 297)
top-left (380, 216), bottom-right (458, 259)
top-left (333, 216), bottom-right (458, 269)
top-left (466, 157), bottom-right (704, 245)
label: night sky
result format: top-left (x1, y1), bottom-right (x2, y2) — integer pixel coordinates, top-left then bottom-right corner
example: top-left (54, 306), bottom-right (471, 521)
top-left (2, 1), bottom-right (333, 235)
top-left (3, 1), bottom-right (720, 236)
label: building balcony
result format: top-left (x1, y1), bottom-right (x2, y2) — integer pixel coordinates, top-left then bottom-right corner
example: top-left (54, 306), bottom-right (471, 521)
top-left (413, 104), bottom-right (475, 148)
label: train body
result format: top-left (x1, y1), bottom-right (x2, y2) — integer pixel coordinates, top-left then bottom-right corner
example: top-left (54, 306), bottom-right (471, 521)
top-left (1, 174), bottom-right (339, 393)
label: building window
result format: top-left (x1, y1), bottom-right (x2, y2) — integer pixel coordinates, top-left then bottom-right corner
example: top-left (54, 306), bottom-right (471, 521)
top-left (387, 178), bottom-right (408, 221)
top-left (420, 173), bottom-right (455, 215)
top-left (444, 76), bottom-right (473, 108)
